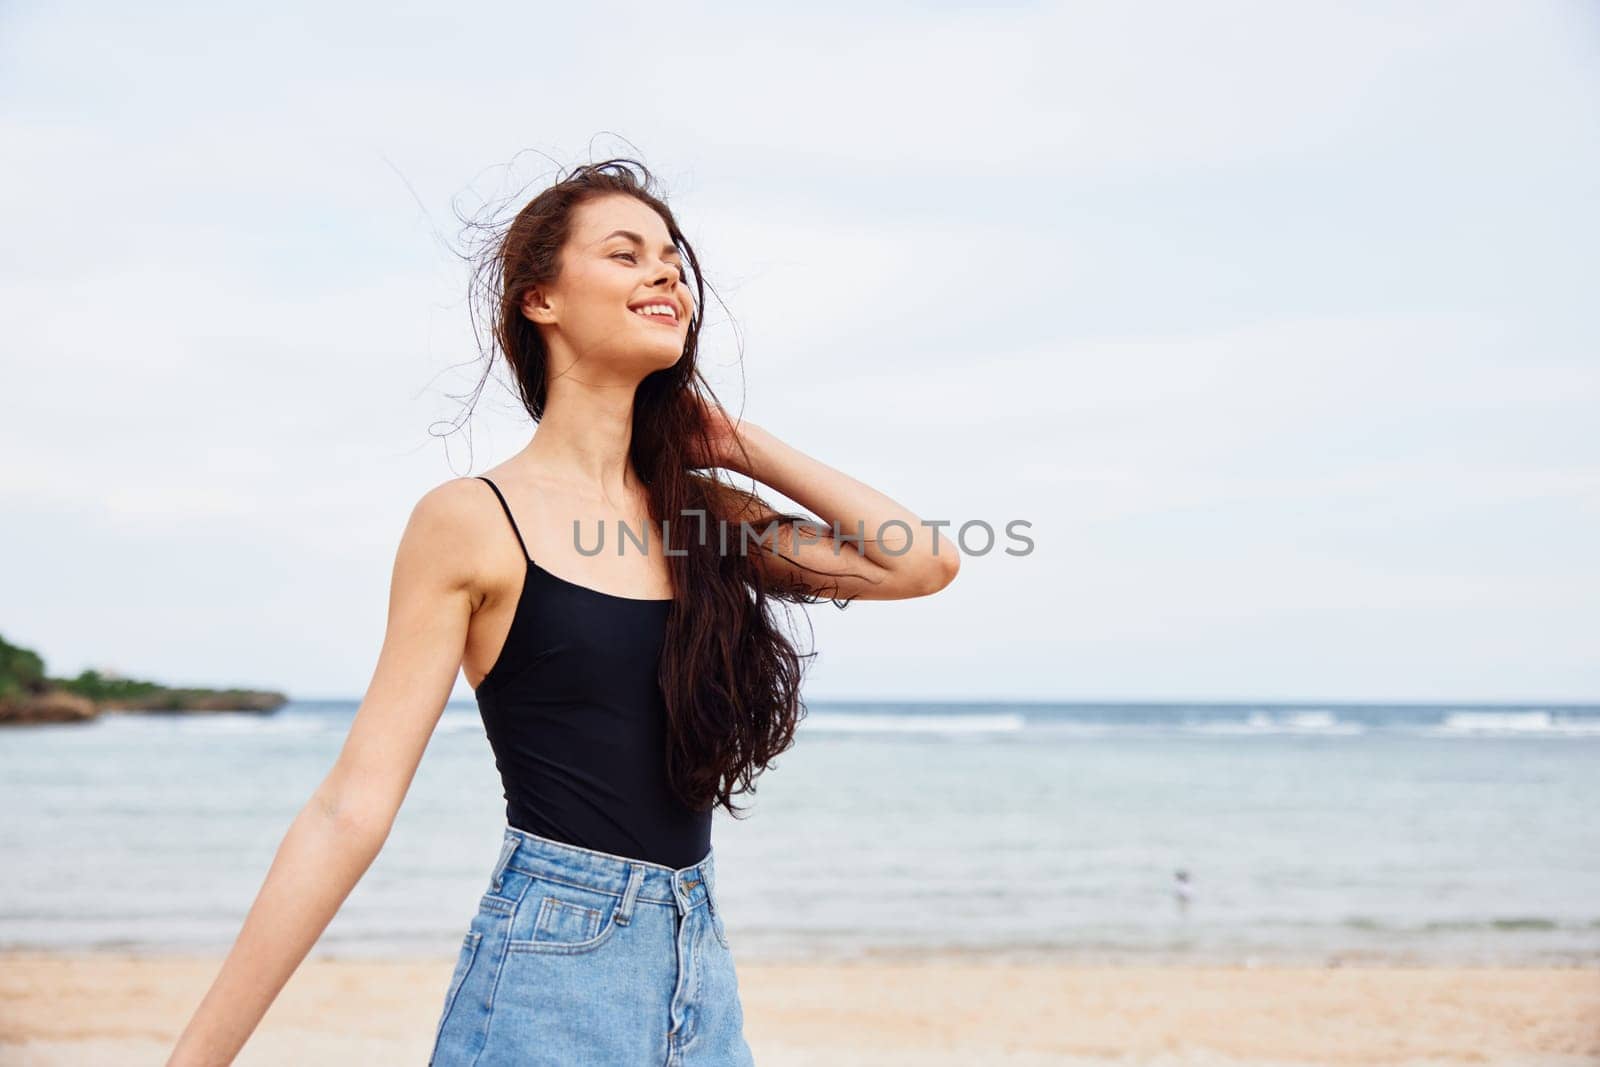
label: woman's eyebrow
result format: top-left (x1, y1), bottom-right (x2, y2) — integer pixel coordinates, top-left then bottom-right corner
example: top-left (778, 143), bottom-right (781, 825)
top-left (601, 229), bottom-right (682, 257)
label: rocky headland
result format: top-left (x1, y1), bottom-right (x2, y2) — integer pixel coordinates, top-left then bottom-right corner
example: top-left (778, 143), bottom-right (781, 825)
top-left (0, 633), bottom-right (288, 725)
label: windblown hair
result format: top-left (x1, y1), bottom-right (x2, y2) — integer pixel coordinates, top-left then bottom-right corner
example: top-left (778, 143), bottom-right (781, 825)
top-left (456, 157), bottom-right (853, 817)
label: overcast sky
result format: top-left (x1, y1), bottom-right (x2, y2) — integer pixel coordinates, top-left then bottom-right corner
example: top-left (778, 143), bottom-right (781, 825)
top-left (3, 1), bottom-right (1596, 704)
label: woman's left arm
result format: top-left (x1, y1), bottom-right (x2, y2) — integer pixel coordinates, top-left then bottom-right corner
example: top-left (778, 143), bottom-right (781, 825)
top-left (713, 419), bottom-right (961, 601)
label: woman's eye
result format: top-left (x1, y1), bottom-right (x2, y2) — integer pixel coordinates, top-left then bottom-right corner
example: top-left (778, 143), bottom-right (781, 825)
top-left (611, 250), bottom-right (683, 281)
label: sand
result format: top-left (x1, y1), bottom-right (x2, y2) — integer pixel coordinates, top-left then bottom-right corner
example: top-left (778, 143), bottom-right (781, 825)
top-left (0, 952), bottom-right (1596, 1066)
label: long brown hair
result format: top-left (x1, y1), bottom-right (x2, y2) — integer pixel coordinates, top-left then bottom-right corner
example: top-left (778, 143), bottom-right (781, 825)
top-left (456, 157), bottom-right (854, 817)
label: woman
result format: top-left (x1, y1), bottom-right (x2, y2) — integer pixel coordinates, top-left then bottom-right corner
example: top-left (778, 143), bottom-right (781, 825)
top-left (166, 158), bottom-right (960, 1066)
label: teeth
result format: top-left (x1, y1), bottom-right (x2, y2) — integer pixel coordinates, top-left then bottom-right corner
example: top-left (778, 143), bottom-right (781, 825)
top-left (632, 304), bottom-right (676, 320)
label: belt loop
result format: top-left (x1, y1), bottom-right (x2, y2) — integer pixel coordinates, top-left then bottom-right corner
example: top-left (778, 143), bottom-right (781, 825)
top-left (490, 832), bottom-right (519, 894)
top-left (615, 864), bottom-right (645, 926)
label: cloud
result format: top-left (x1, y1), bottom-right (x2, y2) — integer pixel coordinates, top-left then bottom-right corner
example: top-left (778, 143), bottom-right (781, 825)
top-left (2, 0), bottom-right (1596, 699)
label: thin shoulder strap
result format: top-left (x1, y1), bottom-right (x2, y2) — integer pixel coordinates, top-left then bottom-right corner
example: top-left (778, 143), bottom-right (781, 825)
top-left (476, 476), bottom-right (533, 562)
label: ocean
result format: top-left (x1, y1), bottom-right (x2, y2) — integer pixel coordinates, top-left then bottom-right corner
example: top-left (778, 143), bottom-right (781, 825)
top-left (3, 700), bottom-right (1597, 966)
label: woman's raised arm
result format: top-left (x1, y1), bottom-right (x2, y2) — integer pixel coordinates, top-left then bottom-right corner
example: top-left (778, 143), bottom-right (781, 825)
top-left (166, 479), bottom-right (484, 1066)
top-left (701, 415), bottom-right (962, 603)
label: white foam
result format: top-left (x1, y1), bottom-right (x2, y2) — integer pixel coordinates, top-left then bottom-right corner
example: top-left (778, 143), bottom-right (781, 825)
top-left (162, 714), bottom-right (328, 735)
top-left (433, 711), bottom-right (483, 735)
top-left (1428, 711), bottom-right (1600, 737)
top-left (1183, 711), bottom-right (1365, 736)
top-left (801, 712), bottom-right (1027, 735)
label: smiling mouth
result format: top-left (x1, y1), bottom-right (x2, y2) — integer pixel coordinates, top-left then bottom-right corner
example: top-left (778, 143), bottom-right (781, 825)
top-left (631, 312), bottom-right (680, 329)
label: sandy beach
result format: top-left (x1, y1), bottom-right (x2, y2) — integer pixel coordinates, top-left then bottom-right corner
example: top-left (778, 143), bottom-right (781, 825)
top-left (0, 952), bottom-right (1595, 1066)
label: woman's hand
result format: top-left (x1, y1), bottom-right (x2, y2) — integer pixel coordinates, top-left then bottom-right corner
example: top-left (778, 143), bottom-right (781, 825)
top-left (685, 396), bottom-right (759, 474)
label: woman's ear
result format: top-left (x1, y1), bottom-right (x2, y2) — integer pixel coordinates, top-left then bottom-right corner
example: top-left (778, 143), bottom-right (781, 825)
top-left (522, 286), bottom-right (555, 324)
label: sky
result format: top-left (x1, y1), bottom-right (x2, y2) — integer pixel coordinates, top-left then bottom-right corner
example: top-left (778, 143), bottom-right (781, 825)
top-left (2, 1), bottom-right (1596, 703)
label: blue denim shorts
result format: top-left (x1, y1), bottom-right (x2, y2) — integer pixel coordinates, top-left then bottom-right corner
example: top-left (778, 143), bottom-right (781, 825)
top-left (428, 825), bottom-right (757, 1066)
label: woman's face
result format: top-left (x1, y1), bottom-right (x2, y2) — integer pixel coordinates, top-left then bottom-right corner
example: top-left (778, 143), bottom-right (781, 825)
top-left (523, 193), bottom-right (692, 375)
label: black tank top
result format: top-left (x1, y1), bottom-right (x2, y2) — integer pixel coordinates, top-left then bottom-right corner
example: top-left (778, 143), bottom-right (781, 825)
top-left (470, 476), bottom-right (711, 870)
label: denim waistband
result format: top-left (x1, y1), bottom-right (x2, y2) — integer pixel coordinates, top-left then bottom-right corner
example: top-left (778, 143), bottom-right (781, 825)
top-left (490, 824), bottom-right (719, 919)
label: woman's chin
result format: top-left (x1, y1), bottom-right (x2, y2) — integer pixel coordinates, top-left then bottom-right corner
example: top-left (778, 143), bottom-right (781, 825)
top-left (647, 338), bottom-right (687, 366)
top-left (616, 344), bottom-right (685, 375)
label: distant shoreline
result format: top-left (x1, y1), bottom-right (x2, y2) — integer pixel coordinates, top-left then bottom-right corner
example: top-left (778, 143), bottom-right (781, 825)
top-left (0, 632), bottom-right (289, 725)
top-left (0, 686), bottom-right (288, 726)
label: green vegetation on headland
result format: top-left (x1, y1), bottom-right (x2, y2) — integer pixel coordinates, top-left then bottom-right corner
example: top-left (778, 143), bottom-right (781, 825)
top-left (0, 632), bottom-right (288, 725)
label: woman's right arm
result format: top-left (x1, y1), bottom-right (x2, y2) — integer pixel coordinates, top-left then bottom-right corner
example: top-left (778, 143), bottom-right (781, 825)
top-left (166, 479), bottom-right (487, 1066)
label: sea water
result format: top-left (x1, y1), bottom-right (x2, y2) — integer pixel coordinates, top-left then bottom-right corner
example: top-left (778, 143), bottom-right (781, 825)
top-left (2, 701), bottom-right (1596, 965)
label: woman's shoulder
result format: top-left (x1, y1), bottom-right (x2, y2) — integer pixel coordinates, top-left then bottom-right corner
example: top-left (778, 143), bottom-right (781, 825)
top-left (400, 475), bottom-right (522, 563)
top-left (411, 475), bottom-right (497, 526)
top-left (395, 476), bottom-right (526, 594)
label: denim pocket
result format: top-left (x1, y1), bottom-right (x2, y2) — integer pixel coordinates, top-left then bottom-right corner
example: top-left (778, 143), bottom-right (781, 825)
top-left (506, 876), bottom-right (622, 955)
